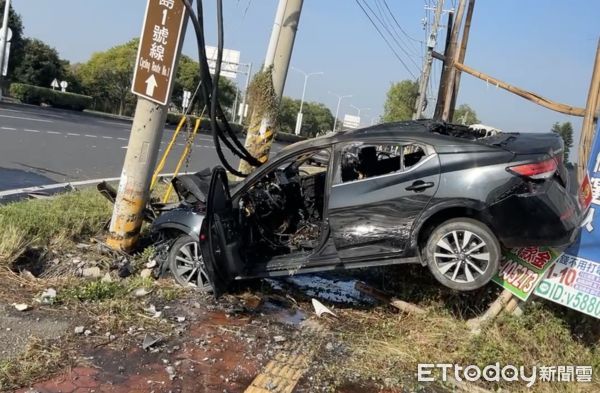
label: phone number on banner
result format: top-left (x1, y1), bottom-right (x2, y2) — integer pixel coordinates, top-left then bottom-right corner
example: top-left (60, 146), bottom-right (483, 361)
top-left (535, 254), bottom-right (600, 319)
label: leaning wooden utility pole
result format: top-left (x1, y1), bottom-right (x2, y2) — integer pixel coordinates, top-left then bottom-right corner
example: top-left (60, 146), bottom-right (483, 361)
top-left (413, 0), bottom-right (444, 120)
top-left (108, 0), bottom-right (189, 252)
top-left (238, 0), bottom-right (304, 175)
top-left (439, 0), bottom-right (467, 121)
top-left (448, 0), bottom-right (475, 121)
top-left (433, 10), bottom-right (454, 119)
top-left (578, 39), bottom-right (600, 181)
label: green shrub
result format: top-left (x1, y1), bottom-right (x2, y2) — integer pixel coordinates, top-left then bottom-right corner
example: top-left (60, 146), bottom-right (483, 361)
top-left (9, 83), bottom-right (93, 111)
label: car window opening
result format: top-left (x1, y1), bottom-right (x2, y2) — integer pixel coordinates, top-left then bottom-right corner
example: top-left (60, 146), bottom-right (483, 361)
top-left (340, 143), bottom-right (426, 183)
top-left (239, 149), bottom-right (331, 262)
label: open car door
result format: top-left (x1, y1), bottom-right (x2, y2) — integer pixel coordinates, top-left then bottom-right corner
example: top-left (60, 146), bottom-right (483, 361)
top-left (202, 166), bottom-right (243, 297)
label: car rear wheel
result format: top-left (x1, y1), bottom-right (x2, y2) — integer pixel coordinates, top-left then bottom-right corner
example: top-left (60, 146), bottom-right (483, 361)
top-left (424, 218), bottom-right (500, 291)
top-left (168, 235), bottom-right (213, 293)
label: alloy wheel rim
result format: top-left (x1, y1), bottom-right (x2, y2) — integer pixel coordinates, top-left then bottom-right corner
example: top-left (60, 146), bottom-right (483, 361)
top-left (433, 230), bottom-right (490, 283)
top-left (174, 241), bottom-right (211, 291)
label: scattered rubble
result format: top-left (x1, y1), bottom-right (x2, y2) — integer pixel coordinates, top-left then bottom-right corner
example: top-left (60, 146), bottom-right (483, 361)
top-left (74, 326), bottom-right (85, 335)
top-left (82, 266), bottom-right (102, 278)
top-left (13, 303), bottom-right (30, 312)
top-left (312, 299), bottom-right (336, 318)
top-left (132, 288), bottom-right (152, 297)
top-left (140, 268), bottom-right (153, 279)
top-left (39, 288), bottom-right (57, 305)
top-left (142, 334), bottom-right (162, 350)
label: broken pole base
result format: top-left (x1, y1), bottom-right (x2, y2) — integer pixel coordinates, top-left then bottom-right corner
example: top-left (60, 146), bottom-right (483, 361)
top-left (355, 282), bottom-right (426, 315)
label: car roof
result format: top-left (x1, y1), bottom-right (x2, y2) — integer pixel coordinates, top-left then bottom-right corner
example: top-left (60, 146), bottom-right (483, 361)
top-left (278, 120), bottom-right (474, 154)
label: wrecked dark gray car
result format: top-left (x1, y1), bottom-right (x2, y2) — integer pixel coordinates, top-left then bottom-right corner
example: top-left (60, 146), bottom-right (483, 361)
top-left (152, 120), bottom-right (586, 296)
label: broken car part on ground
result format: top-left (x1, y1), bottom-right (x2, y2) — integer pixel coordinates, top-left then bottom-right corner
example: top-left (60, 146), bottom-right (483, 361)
top-left (144, 120), bottom-right (587, 296)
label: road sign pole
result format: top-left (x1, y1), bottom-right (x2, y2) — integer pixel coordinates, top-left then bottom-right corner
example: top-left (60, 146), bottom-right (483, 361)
top-left (0, 0), bottom-right (11, 100)
top-left (107, 0), bottom-right (190, 252)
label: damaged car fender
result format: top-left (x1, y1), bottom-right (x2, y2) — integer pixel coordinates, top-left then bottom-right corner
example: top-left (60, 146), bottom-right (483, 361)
top-left (152, 208), bottom-right (205, 239)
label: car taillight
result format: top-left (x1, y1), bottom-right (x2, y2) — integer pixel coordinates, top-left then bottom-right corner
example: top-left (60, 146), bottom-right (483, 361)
top-left (507, 158), bottom-right (558, 180)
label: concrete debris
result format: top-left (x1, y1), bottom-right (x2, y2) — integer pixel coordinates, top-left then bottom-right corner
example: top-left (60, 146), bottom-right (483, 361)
top-left (311, 298), bottom-right (336, 317)
top-left (76, 243), bottom-right (90, 249)
top-left (145, 304), bottom-right (162, 318)
top-left (165, 365), bottom-right (176, 381)
top-left (82, 266), bottom-right (102, 278)
top-left (72, 257), bottom-right (81, 264)
top-left (133, 288), bottom-right (153, 297)
top-left (13, 303), bottom-right (30, 312)
top-left (140, 269), bottom-right (153, 279)
top-left (146, 259), bottom-right (158, 269)
top-left (142, 334), bottom-right (161, 350)
top-left (74, 326), bottom-right (85, 335)
top-left (39, 288), bottom-right (57, 305)
top-left (273, 335), bottom-right (286, 343)
top-left (176, 316), bottom-right (186, 323)
top-left (84, 330), bottom-right (92, 336)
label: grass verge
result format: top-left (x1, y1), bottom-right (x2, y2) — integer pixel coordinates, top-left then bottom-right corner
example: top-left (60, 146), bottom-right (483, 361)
top-left (320, 267), bottom-right (600, 392)
top-left (0, 189), bottom-right (112, 265)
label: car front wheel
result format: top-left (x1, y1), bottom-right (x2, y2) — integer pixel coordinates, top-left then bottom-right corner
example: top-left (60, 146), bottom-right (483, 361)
top-left (424, 218), bottom-right (500, 291)
top-left (168, 234), bottom-right (213, 292)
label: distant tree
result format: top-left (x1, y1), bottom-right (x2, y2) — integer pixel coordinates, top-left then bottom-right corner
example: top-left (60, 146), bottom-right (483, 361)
top-left (12, 38), bottom-right (68, 88)
top-left (551, 121), bottom-right (574, 163)
top-left (278, 97), bottom-right (334, 137)
top-left (452, 104), bottom-right (480, 125)
top-left (382, 80), bottom-right (418, 122)
top-left (172, 55), bottom-right (237, 116)
top-left (76, 39), bottom-right (139, 115)
top-left (0, 0), bottom-right (25, 84)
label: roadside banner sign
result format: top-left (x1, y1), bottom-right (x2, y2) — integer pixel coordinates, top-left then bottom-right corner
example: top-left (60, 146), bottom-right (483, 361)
top-left (205, 46), bottom-right (240, 79)
top-left (132, 0), bottom-right (187, 105)
top-left (535, 123), bottom-right (600, 318)
top-left (492, 247), bottom-right (560, 301)
top-left (343, 114), bottom-right (360, 130)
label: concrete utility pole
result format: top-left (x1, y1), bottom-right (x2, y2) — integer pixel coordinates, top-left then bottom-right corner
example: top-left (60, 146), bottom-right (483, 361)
top-left (0, 0), bottom-right (11, 100)
top-left (291, 66), bottom-right (323, 135)
top-left (413, 0), bottom-right (444, 120)
top-left (108, 0), bottom-right (189, 251)
top-left (330, 91), bottom-right (352, 132)
top-left (238, 0), bottom-right (304, 175)
top-left (434, 9), bottom-right (454, 119)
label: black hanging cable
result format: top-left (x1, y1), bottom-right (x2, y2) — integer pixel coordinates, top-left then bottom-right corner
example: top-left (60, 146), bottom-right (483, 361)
top-left (181, 0), bottom-right (262, 177)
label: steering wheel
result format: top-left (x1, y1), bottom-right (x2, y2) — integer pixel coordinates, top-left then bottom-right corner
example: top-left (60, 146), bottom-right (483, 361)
top-left (265, 182), bottom-right (286, 210)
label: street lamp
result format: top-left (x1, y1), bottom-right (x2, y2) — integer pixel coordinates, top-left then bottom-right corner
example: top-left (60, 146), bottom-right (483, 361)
top-left (349, 104), bottom-right (371, 119)
top-left (329, 91), bottom-right (352, 132)
top-left (291, 67), bottom-right (323, 135)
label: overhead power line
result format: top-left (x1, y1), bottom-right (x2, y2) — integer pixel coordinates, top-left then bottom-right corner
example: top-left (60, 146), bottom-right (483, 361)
top-left (354, 0), bottom-right (418, 79)
top-left (361, 0), bottom-right (421, 72)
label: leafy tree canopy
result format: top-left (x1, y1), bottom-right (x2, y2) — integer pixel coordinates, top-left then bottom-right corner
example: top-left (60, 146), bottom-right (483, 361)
top-left (551, 121), bottom-right (574, 163)
top-left (452, 104), bottom-right (480, 126)
top-left (382, 80), bottom-right (418, 122)
top-left (278, 97), bottom-right (334, 137)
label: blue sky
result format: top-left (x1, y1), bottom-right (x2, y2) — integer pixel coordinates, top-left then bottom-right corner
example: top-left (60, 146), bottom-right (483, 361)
top-left (9, 0), bottom-right (600, 146)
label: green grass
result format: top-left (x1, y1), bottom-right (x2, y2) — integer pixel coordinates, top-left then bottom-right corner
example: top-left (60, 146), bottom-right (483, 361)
top-left (0, 189), bottom-right (112, 265)
top-left (326, 300), bottom-right (599, 392)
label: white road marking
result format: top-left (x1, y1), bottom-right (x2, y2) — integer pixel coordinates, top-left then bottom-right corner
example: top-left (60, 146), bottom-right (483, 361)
top-left (98, 120), bottom-right (130, 126)
top-left (0, 114), bottom-right (53, 123)
top-left (0, 171), bottom-right (194, 198)
top-left (46, 131), bottom-right (62, 135)
top-left (121, 146), bottom-right (128, 149)
top-left (67, 133), bottom-right (81, 136)
top-left (85, 134), bottom-right (98, 138)
top-left (1, 127), bottom-right (17, 130)
top-left (24, 129), bottom-right (40, 133)
top-left (102, 136), bottom-right (113, 139)
top-left (117, 137), bottom-right (127, 141)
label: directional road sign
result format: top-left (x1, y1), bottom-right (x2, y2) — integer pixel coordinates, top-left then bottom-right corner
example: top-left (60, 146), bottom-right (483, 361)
top-left (132, 0), bottom-right (187, 105)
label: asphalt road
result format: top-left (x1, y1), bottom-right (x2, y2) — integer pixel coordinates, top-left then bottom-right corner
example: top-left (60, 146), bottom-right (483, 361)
top-left (0, 103), bottom-right (285, 191)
